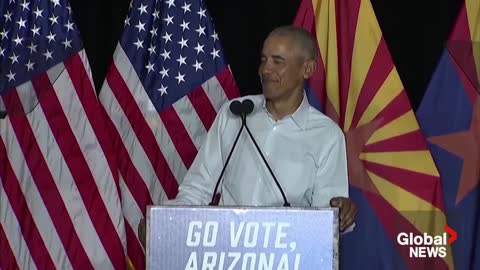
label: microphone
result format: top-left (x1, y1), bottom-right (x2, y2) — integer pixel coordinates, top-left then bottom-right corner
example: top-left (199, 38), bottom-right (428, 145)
top-left (209, 100), bottom-right (245, 205)
top-left (241, 99), bottom-right (254, 116)
top-left (241, 99), bottom-right (291, 207)
top-left (230, 100), bottom-right (243, 117)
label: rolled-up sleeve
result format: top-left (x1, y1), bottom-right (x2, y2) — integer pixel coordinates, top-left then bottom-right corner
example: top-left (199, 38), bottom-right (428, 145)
top-left (311, 126), bottom-right (354, 233)
top-left (311, 128), bottom-right (349, 206)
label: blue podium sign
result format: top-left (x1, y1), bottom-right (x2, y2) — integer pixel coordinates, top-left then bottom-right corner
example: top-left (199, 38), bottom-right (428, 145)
top-left (146, 206), bottom-right (339, 270)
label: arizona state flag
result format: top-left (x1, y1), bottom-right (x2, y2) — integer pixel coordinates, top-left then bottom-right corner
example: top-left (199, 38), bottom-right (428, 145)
top-left (294, 0), bottom-right (454, 269)
top-left (416, 1), bottom-right (480, 270)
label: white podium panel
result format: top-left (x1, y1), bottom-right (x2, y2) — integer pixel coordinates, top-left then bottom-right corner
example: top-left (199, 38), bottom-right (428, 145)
top-left (147, 206), bottom-right (339, 270)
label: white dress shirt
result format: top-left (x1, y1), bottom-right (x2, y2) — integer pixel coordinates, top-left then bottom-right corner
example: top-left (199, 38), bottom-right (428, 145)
top-left (166, 93), bottom-right (349, 208)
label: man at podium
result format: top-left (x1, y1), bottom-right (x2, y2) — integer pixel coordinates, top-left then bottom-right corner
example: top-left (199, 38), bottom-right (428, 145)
top-left (140, 26), bottom-right (357, 245)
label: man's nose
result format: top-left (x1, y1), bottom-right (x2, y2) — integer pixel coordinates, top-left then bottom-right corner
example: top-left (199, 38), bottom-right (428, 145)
top-left (260, 63), bottom-right (272, 76)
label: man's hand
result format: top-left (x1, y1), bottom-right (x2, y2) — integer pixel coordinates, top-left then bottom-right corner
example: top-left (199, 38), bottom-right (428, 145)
top-left (138, 218), bottom-right (146, 249)
top-left (330, 197), bottom-right (357, 232)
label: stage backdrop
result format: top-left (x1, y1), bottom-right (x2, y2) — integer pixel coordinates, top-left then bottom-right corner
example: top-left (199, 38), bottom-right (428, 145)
top-left (68, 0), bottom-right (463, 110)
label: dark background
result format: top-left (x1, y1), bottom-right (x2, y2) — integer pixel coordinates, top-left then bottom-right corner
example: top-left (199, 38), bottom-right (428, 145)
top-left (69, 0), bottom-right (464, 111)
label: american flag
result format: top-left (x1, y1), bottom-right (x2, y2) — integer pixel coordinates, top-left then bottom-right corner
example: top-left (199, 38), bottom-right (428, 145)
top-left (99, 0), bottom-right (239, 268)
top-left (0, 0), bottom-right (127, 269)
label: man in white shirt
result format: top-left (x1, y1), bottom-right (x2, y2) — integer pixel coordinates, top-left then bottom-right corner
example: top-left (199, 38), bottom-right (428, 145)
top-left (139, 25), bottom-right (357, 245)
top-left (170, 93), bottom-right (348, 209)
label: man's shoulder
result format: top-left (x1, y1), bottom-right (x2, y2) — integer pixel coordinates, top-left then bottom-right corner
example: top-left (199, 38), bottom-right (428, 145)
top-left (306, 106), bottom-right (344, 137)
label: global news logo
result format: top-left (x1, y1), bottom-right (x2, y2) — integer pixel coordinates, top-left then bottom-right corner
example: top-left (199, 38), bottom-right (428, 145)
top-left (397, 224), bottom-right (457, 258)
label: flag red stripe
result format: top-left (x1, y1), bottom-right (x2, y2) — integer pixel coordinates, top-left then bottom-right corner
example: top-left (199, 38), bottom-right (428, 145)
top-left (293, 0), bottom-right (327, 107)
top-left (216, 68), bottom-right (240, 100)
top-left (160, 107), bottom-right (198, 169)
top-left (107, 64), bottom-right (179, 198)
top-left (364, 130), bottom-right (429, 152)
top-left (293, 0), bottom-right (315, 29)
top-left (0, 137), bottom-right (56, 270)
top-left (374, 91), bottom-right (411, 130)
top-left (32, 73), bottom-right (125, 270)
top-left (308, 55), bottom-right (327, 107)
top-left (365, 161), bottom-right (445, 210)
top-left (65, 54), bottom-right (120, 193)
top-left (188, 86), bottom-right (217, 131)
top-left (450, 52), bottom-right (479, 104)
top-left (365, 193), bottom-right (449, 270)
top-left (100, 106), bottom-right (153, 211)
top-left (125, 221), bottom-right (145, 270)
top-left (0, 224), bottom-right (20, 270)
top-left (449, 4), bottom-right (479, 103)
top-left (447, 4), bottom-right (480, 95)
top-left (2, 90), bottom-right (93, 269)
top-left (350, 39), bottom-right (394, 128)
top-left (450, 3), bottom-right (470, 42)
top-left (335, 0), bottom-right (361, 127)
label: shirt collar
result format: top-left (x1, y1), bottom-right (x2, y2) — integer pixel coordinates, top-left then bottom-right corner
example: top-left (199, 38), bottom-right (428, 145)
top-left (261, 93), bottom-right (310, 130)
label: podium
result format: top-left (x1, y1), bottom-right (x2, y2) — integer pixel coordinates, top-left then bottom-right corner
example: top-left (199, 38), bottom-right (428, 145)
top-left (146, 206), bottom-right (339, 270)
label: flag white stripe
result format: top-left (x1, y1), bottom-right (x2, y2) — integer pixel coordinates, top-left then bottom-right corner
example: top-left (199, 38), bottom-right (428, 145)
top-left (112, 45), bottom-right (187, 184)
top-left (0, 98), bottom-right (4, 112)
top-left (0, 181), bottom-right (37, 270)
top-left (17, 81), bottom-right (113, 269)
top-left (48, 58), bottom-right (126, 250)
top-left (100, 82), bottom-right (168, 204)
top-left (172, 95), bottom-right (207, 150)
top-left (202, 76), bottom-right (229, 112)
top-left (119, 176), bottom-right (143, 241)
top-left (0, 119), bottom-right (70, 270)
top-left (77, 50), bottom-right (98, 92)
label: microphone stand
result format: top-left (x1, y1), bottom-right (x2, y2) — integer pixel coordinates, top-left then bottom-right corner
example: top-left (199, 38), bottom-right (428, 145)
top-left (240, 99), bottom-right (290, 207)
top-left (243, 123), bottom-right (291, 207)
top-left (209, 102), bottom-right (246, 206)
top-left (209, 99), bottom-right (291, 207)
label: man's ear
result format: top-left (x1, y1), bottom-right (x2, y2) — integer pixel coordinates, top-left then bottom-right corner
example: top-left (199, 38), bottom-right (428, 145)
top-left (303, 59), bottom-right (317, 79)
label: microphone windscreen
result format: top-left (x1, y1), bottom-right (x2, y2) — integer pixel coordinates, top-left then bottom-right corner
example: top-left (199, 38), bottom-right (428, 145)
top-left (229, 100), bottom-right (243, 116)
top-left (242, 99), bottom-right (254, 115)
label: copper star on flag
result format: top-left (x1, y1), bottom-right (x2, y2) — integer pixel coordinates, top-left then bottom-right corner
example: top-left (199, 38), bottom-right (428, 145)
top-left (428, 96), bottom-right (480, 205)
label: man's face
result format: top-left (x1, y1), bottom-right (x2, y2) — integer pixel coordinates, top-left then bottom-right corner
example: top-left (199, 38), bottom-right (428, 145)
top-left (258, 34), bottom-right (306, 101)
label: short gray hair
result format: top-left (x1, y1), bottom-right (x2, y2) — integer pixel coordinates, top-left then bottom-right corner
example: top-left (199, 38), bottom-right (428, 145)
top-left (269, 25), bottom-right (318, 61)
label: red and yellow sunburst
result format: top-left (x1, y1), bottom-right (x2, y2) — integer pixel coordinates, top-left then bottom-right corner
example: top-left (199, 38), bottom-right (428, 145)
top-left (295, 0), bottom-right (454, 269)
